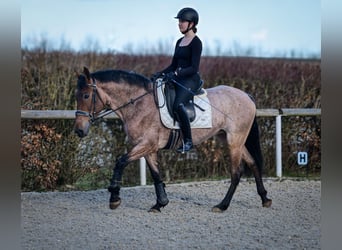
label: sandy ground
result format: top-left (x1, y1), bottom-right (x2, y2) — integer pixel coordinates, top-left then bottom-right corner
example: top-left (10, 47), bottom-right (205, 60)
top-left (21, 179), bottom-right (320, 249)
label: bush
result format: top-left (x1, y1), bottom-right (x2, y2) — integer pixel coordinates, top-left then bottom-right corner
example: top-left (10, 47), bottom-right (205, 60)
top-left (21, 121), bottom-right (62, 191)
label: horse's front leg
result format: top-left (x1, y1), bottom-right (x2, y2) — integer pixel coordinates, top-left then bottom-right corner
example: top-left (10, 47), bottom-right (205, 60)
top-left (145, 153), bottom-right (169, 212)
top-left (108, 154), bottom-right (129, 209)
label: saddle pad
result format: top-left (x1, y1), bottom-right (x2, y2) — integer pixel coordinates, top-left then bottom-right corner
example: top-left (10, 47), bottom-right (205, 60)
top-left (157, 83), bottom-right (212, 129)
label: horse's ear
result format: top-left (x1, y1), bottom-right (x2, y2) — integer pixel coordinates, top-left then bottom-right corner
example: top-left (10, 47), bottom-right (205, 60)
top-left (83, 66), bottom-right (91, 80)
top-left (74, 69), bottom-right (80, 78)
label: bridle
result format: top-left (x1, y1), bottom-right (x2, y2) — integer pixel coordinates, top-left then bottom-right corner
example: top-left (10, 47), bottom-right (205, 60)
top-left (75, 77), bottom-right (152, 123)
top-left (75, 79), bottom-right (110, 123)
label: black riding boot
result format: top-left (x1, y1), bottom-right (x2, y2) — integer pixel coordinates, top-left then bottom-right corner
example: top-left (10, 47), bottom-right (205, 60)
top-left (176, 104), bottom-right (193, 153)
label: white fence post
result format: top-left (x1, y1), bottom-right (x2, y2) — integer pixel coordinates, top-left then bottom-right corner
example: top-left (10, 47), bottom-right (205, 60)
top-left (276, 115), bottom-right (282, 177)
top-left (139, 157), bottom-right (146, 186)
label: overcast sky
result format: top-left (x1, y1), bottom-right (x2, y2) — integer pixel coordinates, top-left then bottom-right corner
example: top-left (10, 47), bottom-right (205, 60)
top-left (21, 0), bottom-right (321, 57)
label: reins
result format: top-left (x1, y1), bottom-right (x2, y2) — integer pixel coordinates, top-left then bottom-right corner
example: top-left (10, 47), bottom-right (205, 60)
top-left (76, 78), bottom-right (152, 123)
top-left (76, 75), bottom-right (234, 123)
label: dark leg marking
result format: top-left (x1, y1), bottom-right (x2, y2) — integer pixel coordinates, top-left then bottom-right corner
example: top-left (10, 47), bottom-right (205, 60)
top-left (108, 154), bottom-right (129, 209)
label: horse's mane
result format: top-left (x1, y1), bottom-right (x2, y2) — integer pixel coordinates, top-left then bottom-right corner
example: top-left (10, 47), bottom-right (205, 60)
top-left (91, 69), bottom-right (150, 88)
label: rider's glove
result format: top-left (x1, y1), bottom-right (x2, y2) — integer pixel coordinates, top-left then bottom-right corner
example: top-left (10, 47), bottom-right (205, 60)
top-left (150, 72), bottom-right (162, 82)
top-left (164, 71), bottom-right (176, 81)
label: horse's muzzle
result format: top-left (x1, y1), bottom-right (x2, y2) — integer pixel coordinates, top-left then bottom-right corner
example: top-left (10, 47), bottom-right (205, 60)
top-left (75, 128), bottom-right (86, 138)
top-left (74, 118), bottom-right (90, 138)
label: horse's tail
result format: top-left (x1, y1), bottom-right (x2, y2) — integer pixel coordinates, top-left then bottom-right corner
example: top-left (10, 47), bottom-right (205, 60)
top-left (244, 117), bottom-right (264, 175)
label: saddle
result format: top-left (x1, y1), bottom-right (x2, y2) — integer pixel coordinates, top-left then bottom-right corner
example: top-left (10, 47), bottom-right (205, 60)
top-left (155, 78), bottom-right (212, 129)
top-left (164, 79), bottom-right (204, 123)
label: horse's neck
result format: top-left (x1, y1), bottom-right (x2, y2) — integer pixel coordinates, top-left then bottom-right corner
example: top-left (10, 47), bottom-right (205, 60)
top-left (104, 84), bottom-right (152, 121)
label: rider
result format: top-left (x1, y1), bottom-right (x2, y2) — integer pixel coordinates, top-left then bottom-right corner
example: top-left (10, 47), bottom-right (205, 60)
top-left (154, 7), bottom-right (202, 153)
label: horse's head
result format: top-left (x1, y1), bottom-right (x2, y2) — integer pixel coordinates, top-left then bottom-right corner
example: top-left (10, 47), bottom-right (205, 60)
top-left (74, 66), bottom-right (153, 137)
top-left (74, 67), bottom-right (108, 137)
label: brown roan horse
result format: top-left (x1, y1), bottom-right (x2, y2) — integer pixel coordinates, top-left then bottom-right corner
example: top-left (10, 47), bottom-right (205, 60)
top-left (74, 67), bottom-right (272, 213)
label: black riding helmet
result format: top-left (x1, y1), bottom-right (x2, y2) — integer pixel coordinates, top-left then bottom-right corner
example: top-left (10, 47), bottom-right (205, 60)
top-left (175, 7), bottom-right (199, 25)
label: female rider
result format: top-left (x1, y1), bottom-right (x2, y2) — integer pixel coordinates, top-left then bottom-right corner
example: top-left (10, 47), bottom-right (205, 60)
top-left (154, 7), bottom-right (202, 153)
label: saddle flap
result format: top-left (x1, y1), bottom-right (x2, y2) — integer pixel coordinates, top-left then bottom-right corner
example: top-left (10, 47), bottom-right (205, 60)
top-left (164, 81), bottom-right (196, 122)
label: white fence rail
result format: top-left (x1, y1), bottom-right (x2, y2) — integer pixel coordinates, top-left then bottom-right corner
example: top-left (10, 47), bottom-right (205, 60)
top-left (21, 109), bottom-right (321, 119)
top-left (21, 109), bottom-right (321, 183)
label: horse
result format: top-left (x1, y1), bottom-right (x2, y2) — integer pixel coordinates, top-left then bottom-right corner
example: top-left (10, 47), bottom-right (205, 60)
top-left (74, 66), bottom-right (272, 213)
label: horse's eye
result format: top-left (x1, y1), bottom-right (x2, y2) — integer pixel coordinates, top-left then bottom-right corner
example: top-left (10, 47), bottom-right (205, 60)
top-left (84, 93), bottom-right (90, 99)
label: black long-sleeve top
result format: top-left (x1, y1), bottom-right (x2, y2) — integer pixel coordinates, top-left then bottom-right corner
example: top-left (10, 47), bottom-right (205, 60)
top-left (162, 36), bottom-right (202, 78)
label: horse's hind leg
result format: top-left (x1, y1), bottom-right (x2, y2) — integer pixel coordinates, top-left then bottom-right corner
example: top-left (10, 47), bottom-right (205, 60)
top-left (145, 152), bottom-right (169, 212)
top-left (212, 147), bottom-right (243, 213)
top-left (242, 148), bottom-right (272, 207)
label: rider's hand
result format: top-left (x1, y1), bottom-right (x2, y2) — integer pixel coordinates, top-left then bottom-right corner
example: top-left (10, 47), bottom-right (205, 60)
top-left (150, 72), bottom-right (162, 82)
top-left (164, 72), bottom-right (176, 81)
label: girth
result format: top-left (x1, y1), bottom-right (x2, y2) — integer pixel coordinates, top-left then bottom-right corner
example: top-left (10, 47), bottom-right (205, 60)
top-left (162, 129), bottom-right (182, 150)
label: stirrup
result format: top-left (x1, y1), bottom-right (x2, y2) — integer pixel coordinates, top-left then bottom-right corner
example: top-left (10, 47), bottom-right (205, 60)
top-left (176, 140), bottom-right (193, 154)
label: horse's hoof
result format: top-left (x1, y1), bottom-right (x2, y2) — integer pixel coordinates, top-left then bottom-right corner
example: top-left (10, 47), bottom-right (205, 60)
top-left (212, 203), bottom-right (228, 213)
top-left (211, 206), bottom-right (224, 213)
top-left (148, 207), bottom-right (161, 213)
top-left (109, 199), bottom-right (121, 209)
top-left (262, 199), bottom-right (272, 208)
top-left (148, 203), bottom-right (162, 213)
